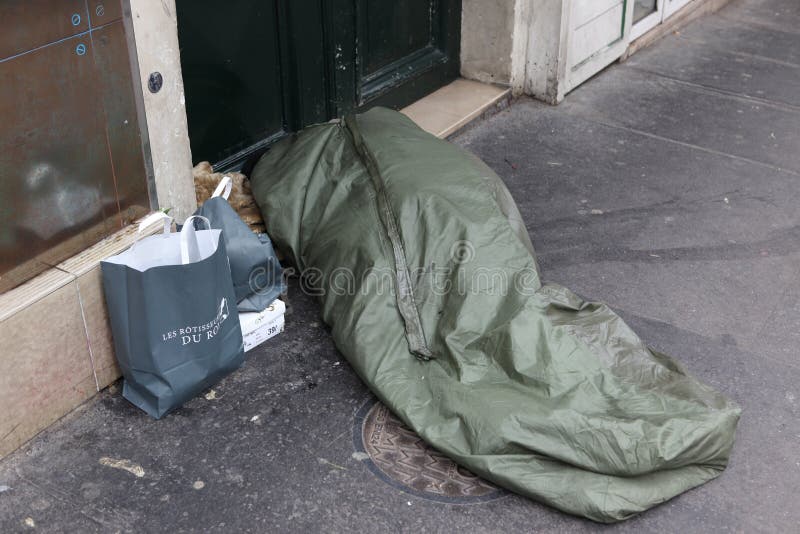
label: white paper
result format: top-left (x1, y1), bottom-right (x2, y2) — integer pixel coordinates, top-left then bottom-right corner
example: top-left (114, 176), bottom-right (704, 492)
top-left (240, 299), bottom-right (286, 352)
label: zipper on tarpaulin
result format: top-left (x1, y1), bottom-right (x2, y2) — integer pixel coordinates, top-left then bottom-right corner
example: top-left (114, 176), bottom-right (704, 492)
top-left (341, 116), bottom-right (435, 362)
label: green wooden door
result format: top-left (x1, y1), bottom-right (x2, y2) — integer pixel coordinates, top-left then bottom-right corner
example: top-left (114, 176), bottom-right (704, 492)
top-left (176, 0), bottom-right (460, 169)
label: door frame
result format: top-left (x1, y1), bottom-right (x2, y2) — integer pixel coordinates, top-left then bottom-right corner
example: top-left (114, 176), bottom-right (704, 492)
top-left (630, 0), bottom-right (665, 40)
top-left (663, 0), bottom-right (694, 18)
top-left (564, 0), bottom-right (634, 94)
top-left (630, 0), bottom-right (697, 41)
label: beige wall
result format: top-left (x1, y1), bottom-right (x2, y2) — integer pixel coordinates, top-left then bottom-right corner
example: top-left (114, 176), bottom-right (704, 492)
top-left (460, 0), bottom-right (565, 99)
top-left (124, 0), bottom-right (195, 221)
top-left (0, 226), bottom-right (152, 459)
top-left (460, 0), bottom-right (516, 86)
top-left (461, 0), bottom-right (729, 104)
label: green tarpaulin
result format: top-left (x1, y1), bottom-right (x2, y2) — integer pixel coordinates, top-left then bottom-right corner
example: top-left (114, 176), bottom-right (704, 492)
top-left (250, 107), bottom-right (740, 522)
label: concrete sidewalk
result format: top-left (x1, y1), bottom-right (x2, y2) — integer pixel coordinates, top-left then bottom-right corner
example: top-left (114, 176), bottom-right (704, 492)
top-left (1, 0), bottom-right (798, 531)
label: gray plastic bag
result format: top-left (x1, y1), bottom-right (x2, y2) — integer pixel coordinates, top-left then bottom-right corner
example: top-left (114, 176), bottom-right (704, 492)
top-left (101, 212), bottom-right (245, 418)
top-left (192, 177), bottom-right (284, 312)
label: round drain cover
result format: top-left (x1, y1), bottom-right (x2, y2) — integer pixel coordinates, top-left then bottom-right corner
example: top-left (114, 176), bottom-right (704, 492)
top-left (354, 399), bottom-right (504, 503)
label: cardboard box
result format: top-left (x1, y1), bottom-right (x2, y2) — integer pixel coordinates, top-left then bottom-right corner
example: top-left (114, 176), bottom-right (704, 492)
top-left (239, 299), bottom-right (285, 352)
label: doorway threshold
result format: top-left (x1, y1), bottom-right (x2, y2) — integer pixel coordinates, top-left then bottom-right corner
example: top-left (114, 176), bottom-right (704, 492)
top-left (401, 78), bottom-right (511, 138)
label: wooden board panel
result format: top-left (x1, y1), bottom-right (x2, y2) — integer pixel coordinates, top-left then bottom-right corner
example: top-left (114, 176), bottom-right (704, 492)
top-left (0, 0), bottom-right (89, 58)
top-left (91, 21), bottom-right (150, 226)
top-left (0, 34), bottom-right (114, 285)
top-left (0, 0), bottom-right (148, 293)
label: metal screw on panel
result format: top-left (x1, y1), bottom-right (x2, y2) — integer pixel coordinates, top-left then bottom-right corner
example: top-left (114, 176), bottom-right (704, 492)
top-left (71, 13), bottom-right (81, 25)
top-left (76, 43), bottom-right (87, 56)
top-left (148, 72), bottom-right (163, 93)
top-left (96, 4), bottom-right (105, 17)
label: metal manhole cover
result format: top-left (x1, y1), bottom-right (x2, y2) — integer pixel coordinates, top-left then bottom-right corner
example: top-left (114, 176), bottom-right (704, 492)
top-left (354, 398), bottom-right (505, 503)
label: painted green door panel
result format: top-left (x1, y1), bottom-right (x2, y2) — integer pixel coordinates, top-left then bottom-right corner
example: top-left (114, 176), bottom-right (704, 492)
top-left (361, 0), bottom-right (435, 75)
top-left (176, 0), bottom-right (460, 169)
top-left (357, 0), bottom-right (459, 105)
top-left (176, 1), bottom-right (285, 166)
top-left (329, 0), bottom-right (460, 112)
top-left (277, 0), bottom-right (333, 131)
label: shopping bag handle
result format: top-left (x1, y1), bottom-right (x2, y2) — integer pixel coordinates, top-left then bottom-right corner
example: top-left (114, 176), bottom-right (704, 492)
top-left (180, 215), bottom-right (211, 265)
top-left (138, 211), bottom-right (173, 235)
top-left (129, 211), bottom-right (173, 254)
top-left (212, 176), bottom-right (233, 200)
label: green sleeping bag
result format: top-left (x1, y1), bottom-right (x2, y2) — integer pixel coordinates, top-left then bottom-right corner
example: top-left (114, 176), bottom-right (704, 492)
top-left (250, 107), bottom-right (740, 522)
